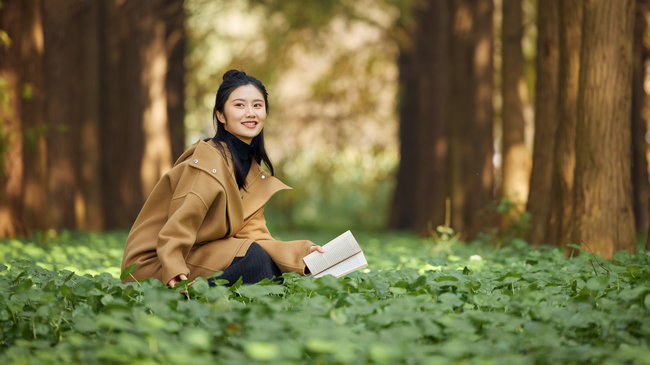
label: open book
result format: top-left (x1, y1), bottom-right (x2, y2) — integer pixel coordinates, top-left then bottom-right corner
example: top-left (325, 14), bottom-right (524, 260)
top-left (303, 230), bottom-right (367, 278)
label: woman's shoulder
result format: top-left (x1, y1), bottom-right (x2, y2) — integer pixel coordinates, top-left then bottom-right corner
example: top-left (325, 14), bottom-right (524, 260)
top-left (171, 139), bottom-right (233, 179)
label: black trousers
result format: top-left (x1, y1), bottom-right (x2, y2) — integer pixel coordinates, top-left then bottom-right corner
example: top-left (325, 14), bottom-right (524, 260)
top-left (208, 242), bottom-right (282, 286)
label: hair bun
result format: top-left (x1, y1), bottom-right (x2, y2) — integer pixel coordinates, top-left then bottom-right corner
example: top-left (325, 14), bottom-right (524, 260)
top-left (222, 69), bottom-right (247, 81)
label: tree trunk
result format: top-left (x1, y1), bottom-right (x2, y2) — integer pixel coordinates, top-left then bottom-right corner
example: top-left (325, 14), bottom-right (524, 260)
top-left (42, 0), bottom-right (85, 230)
top-left (389, 40), bottom-right (420, 231)
top-left (526, 0), bottom-right (559, 246)
top-left (390, 0), bottom-right (452, 234)
top-left (447, 0), bottom-right (495, 238)
top-left (549, 0), bottom-right (582, 247)
top-left (0, 0), bottom-right (27, 237)
top-left (413, 0), bottom-right (450, 233)
top-left (501, 0), bottom-right (530, 216)
top-left (165, 0), bottom-right (186, 161)
top-left (19, 0), bottom-right (48, 232)
top-left (468, 0), bottom-right (495, 237)
top-left (573, 0), bottom-right (636, 258)
top-left (632, 0), bottom-right (650, 237)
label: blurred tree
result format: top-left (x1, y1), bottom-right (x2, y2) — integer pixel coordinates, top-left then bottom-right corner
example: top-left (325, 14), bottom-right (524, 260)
top-left (633, 0), bottom-right (650, 237)
top-left (0, 0), bottom-right (185, 236)
top-left (447, 0), bottom-right (495, 237)
top-left (527, 0), bottom-right (559, 246)
top-left (573, 0), bottom-right (636, 258)
top-left (0, 0), bottom-right (27, 236)
top-left (19, 0), bottom-right (48, 231)
top-left (549, 0), bottom-right (582, 248)
top-left (500, 0), bottom-right (530, 220)
top-left (390, 0), bottom-right (450, 233)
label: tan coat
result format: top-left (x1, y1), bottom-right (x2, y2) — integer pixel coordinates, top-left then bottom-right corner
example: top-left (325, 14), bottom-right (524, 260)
top-left (121, 139), bottom-right (314, 285)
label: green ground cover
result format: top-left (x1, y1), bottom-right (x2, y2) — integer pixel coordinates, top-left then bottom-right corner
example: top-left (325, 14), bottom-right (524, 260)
top-left (1, 230), bottom-right (649, 364)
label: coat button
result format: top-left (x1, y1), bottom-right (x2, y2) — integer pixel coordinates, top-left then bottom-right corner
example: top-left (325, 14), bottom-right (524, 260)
top-left (212, 169), bottom-right (217, 173)
top-left (193, 159), bottom-right (198, 163)
top-left (261, 174), bottom-right (266, 179)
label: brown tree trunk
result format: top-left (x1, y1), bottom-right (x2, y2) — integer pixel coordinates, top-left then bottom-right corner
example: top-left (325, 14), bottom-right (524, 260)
top-left (468, 0), bottom-right (495, 237)
top-left (0, 0), bottom-right (27, 237)
top-left (165, 0), bottom-right (186, 161)
top-left (19, 0), bottom-right (48, 232)
top-left (449, 0), bottom-right (476, 236)
top-left (573, 0), bottom-right (636, 258)
top-left (448, 0), bottom-right (495, 238)
top-left (99, 0), bottom-right (174, 228)
top-left (42, 0), bottom-right (85, 230)
top-left (526, 0), bottom-right (559, 246)
top-left (549, 0), bottom-right (582, 247)
top-left (632, 0), bottom-right (650, 237)
top-left (501, 0), bottom-right (530, 216)
top-left (413, 0), bottom-right (450, 233)
top-left (390, 44), bottom-right (421, 230)
top-left (390, 0), bottom-right (452, 234)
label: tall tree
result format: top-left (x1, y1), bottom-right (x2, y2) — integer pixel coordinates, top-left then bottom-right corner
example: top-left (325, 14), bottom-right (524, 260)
top-left (0, 0), bottom-right (27, 237)
top-left (19, 0), bottom-right (48, 231)
top-left (501, 0), bottom-right (530, 214)
top-left (526, 0), bottom-right (559, 246)
top-left (549, 0), bottom-right (582, 247)
top-left (165, 0), bottom-right (186, 161)
top-left (1, 0), bottom-right (185, 236)
top-left (390, 0), bottom-right (450, 233)
top-left (448, 0), bottom-right (495, 237)
top-left (573, 0), bottom-right (636, 258)
top-left (632, 0), bottom-right (650, 237)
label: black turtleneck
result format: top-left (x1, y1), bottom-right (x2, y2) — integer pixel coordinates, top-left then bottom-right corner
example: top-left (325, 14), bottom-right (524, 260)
top-left (224, 131), bottom-right (254, 178)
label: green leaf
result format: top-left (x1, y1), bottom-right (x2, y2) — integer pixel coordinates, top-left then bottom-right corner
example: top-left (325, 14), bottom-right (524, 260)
top-left (119, 263), bottom-right (137, 281)
top-left (245, 342), bottom-right (279, 361)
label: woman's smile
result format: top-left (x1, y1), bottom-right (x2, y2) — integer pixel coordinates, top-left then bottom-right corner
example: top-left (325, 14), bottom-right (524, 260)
top-left (242, 121), bottom-right (258, 128)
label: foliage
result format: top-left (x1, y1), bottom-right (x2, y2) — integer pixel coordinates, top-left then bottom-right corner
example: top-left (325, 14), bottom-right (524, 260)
top-left (1, 231), bottom-right (650, 364)
top-left (184, 0), bottom-right (400, 230)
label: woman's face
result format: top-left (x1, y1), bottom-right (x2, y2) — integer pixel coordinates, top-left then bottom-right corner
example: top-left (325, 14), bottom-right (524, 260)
top-left (217, 84), bottom-right (266, 144)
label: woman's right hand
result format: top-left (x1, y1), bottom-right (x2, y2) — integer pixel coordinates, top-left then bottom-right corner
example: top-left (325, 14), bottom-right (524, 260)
top-left (167, 273), bottom-right (189, 288)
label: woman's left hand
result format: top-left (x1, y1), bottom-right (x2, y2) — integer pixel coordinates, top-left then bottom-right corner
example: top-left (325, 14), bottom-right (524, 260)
top-left (309, 245), bottom-right (325, 254)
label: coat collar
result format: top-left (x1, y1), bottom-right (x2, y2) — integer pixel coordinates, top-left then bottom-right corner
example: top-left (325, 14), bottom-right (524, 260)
top-left (178, 139), bottom-right (291, 222)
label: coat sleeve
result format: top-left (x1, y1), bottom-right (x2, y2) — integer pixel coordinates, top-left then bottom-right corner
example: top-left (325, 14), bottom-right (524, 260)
top-left (157, 169), bottom-right (221, 285)
top-left (235, 206), bottom-right (314, 275)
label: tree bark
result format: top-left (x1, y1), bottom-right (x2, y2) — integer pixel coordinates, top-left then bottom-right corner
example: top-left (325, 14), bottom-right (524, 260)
top-left (501, 0), bottom-right (530, 216)
top-left (0, 0), bottom-right (27, 237)
top-left (526, 0), bottom-right (559, 246)
top-left (19, 0), bottom-right (48, 231)
top-left (632, 0), bottom-right (650, 237)
top-left (448, 0), bottom-right (496, 238)
top-left (413, 0), bottom-right (450, 233)
top-left (549, 0), bottom-right (582, 247)
top-left (573, 0), bottom-right (636, 258)
top-left (165, 0), bottom-right (186, 161)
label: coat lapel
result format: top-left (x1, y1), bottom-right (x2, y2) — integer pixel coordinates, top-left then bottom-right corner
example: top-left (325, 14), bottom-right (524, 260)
top-left (240, 161), bottom-right (291, 220)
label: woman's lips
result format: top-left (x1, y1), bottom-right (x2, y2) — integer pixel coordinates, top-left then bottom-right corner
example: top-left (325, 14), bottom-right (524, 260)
top-left (242, 121), bottom-right (258, 129)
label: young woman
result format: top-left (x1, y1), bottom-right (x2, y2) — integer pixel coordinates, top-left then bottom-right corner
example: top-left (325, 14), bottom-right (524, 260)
top-left (121, 70), bottom-right (323, 288)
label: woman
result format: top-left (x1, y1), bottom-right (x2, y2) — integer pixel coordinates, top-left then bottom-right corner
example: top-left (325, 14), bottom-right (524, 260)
top-left (121, 70), bottom-right (323, 288)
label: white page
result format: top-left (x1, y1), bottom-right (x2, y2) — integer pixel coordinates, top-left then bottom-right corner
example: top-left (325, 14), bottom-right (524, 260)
top-left (303, 230), bottom-right (361, 275)
top-left (314, 251), bottom-right (368, 278)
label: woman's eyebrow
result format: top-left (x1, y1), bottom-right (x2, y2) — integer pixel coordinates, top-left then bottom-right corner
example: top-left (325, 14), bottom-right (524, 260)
top-left (232, 98), bottom-right (264, 102)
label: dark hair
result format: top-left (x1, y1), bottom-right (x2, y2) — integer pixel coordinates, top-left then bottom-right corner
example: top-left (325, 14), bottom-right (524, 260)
top-left (212, 70), bottom-right (274, 190)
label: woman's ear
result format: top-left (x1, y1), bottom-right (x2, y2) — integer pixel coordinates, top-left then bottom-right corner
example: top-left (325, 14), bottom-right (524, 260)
top-left (216, 111), bottom-right (226, 124)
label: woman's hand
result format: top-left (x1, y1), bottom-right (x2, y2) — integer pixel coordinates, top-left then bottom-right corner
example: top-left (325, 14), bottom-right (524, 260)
top-left (309, 245), bottom-right (325, 254)
top-left (168, 273), bottom-right (189, 288)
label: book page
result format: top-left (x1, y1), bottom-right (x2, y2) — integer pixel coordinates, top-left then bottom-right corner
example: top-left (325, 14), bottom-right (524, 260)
top-left (314, 251), bottom-right (368, 278)
top-left (303, 230), bottom-right (361, 275)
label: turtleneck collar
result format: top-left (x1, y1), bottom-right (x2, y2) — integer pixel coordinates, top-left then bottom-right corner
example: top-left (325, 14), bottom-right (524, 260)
top-left (224, 130), bottom-right (254, 177)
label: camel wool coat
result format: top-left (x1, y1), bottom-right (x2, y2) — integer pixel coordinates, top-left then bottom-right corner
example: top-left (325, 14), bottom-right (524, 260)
top-left (121, 139), bottom-right (314, 285)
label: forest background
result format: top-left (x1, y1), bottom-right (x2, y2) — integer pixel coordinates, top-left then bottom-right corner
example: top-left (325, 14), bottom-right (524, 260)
top-left (1, 0), bottom-right (649, 259)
